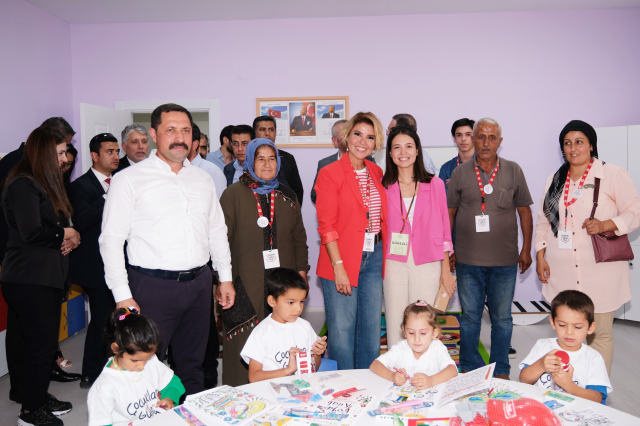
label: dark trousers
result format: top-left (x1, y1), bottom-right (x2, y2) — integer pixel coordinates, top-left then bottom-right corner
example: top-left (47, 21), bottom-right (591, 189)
top-left (81, 284), bottom-right (116, 379)
top-left (2, 282), bottom-right (62, 411)
top-left (128, 266), bottom-right (212, 395)
top-left (202, 269), bottom-right (219, 384)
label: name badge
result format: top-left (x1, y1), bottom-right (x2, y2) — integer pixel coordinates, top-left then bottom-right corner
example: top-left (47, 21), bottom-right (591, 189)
top-left (558, 231), bottom-right (573, 249)
top-left (475, 215), bottom-right (490, 232)
top-left (390, 232), bottom-right (409, 256)
top-left (262, 249), bottom-right (280, 269)
top-left (363, 232), bottom-right (375, 252)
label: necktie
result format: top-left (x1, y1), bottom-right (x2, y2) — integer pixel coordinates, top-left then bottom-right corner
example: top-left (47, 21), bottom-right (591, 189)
top-left (105, 178), bottom-right (111, 185)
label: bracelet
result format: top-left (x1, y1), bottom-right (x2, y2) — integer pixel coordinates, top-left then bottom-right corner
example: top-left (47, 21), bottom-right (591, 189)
top-left (331, 260), bottom-right (343, 267)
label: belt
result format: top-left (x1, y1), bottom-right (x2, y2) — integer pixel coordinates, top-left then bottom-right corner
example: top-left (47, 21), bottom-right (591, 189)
top-left (130, 265), bottom-right (206, 282)
top-left (374, 231), bottom-right (382, 244)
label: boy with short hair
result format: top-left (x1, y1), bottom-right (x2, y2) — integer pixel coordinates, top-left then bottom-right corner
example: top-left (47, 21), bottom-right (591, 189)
top-left (519, 290), bottom-right (612, 404)
top-left (241, 268), bottom-right (327, 383)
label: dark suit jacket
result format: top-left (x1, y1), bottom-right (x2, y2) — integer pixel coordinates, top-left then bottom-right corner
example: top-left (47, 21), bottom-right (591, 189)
top-left (290, 115), bottom-right (314, 132)
top-left (310, 152), bottom-right (375, 205)
top-left (68, 169), bottom-right (107, 287)
top-left (1, 176), bottom-right (68, 288)
top-left (322, 113), bottom-right (340, 118)
top-left (278, 150), bottom-right (303, 206)
top-left (0, 143), bottom-right (25, 264)
top-left (114, 156), bottom-right (130, 174)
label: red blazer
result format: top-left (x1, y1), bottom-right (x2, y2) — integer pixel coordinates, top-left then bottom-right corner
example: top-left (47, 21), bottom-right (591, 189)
top-left (314, 154), bottom-right (387, 286)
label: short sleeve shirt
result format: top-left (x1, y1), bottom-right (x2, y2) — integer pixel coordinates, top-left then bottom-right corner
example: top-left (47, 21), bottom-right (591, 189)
top-left (447, 156), bottom-right (533, 266)
top-left (376, 339), bottom-right (456, 377)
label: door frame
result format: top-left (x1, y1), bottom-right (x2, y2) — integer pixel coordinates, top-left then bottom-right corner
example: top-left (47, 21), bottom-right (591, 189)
top-left (115, 99), bottom-right (220, 150)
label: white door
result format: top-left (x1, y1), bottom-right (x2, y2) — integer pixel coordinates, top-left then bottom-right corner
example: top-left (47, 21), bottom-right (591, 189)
top-left (80, 103), bottom-right (133, 174)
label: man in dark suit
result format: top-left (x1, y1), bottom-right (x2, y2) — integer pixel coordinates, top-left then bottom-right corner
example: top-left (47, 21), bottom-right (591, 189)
top-left (290, 107), bottom-right (314, 133)
top-left (311, 120), bottom-right (375, 205)
top-left (321, 106), bottom-right (340, 119)
top-left (68, 133), bottom-right (121, 388)
top-left (253, 116), bottom-right (305, 205)
top-left (114, 124), bottom-right (150, 174)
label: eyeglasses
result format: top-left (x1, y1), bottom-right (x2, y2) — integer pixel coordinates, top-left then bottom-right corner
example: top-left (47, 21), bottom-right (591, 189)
top-left (231, 141), bottom-right (249, 148)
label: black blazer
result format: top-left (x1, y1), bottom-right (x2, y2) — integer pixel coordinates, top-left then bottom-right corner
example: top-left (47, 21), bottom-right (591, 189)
top-left (114, 156), bottom-right (130, 174)
top-left (278, 150), bottom-right (304, 206)
top-left (1, 176), bottom-right (68, 288)
top-left (0, 143), bottom-right (25, 264)
top-left (322, 112), bottom-right (340, 118)
top-left (68, 169), bottom-right (107, 287)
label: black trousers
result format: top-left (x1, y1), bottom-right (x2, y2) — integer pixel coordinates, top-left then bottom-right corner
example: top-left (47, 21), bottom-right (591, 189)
top-left (202, 270), bottom-right (219, 377)
top-left (128, 266), bottom-right (212, 396)
top-left (2, 282), bottom-right (62, 411)
top-left (81, 284), bottom-right (116, 379)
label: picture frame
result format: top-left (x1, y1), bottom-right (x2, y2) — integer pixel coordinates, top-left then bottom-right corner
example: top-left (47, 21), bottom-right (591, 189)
top-left (256, 96), bottom-right (349, 148)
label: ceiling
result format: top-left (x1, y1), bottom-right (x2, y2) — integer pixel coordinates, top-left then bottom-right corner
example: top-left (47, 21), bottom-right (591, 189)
top-left (27, 0), bottom-right (640, 24)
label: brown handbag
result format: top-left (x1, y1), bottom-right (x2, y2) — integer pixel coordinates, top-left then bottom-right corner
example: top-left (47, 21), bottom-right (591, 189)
top-left (589, 175), bottom-right (634, 263)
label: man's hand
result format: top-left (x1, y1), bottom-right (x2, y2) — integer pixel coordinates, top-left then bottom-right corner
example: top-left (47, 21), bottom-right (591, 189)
top-left (217, 281), bottom-right (236, 309)
top-left (446, 178), bottom-right (451, 187)
top-left (116, 298), bottom-right (140, 313)
top-left (518, 248), bottom-right (533, 274)
top-left (449, 252), bottom-right (456, 273)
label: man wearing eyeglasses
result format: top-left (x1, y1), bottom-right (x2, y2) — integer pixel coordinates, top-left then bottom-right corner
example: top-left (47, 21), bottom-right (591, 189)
top-left (223, 125), bottom-right (255, 187)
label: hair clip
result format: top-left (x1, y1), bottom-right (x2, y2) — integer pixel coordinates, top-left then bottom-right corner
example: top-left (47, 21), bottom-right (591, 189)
top-left (415, 300), bottom-right (430, 307)
top-left (119, 307), bottom-right (139, 321)
top-left (119, 312), bottom-right (131, 321)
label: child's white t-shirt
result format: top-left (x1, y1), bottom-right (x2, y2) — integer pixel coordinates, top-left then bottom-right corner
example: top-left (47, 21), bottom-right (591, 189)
top-left (87, 355), bottom-right (175, 426)
top-left (519, 338), bottom-right (612, 398)
top-left (376, 339), bottom-right (456, 377)
top-left (240, 314), bottom-right (320, 371)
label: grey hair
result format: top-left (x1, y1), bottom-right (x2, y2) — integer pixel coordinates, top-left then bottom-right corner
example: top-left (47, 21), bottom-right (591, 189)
top-left (121, 124), bottom-right (150, 145)
top-left (331, 119), bottom-right (348, 138)
top-left (473, 117), bottom-right (502, 138)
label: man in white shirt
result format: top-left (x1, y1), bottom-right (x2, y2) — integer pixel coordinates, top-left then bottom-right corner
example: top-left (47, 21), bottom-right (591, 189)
top-left (387, 113), bottom-right (437, 174)
top-left (189, 123), bottom-right (227, 199)
top-left (68, 133), bottom-right (120, 388)
top-left (115, 124), bottom-right (150, 173)
top-left (99, 103), bottom-right (235, 394)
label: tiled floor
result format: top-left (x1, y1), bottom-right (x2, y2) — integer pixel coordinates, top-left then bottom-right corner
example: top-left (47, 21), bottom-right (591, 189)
top-left (1, 309), bottom-right (638, 425)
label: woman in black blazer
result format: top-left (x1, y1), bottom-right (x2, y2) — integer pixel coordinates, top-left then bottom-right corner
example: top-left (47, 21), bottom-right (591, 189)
top-left (1, 127), bottom-right (80, 426)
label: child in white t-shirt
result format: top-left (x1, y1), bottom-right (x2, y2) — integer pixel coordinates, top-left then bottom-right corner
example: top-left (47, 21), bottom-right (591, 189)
top-left (241, 267), bottom-right (328, 383)
top-left (519, 290), bottom-right (612, 405)
top-left (87, 308), bottom-right (186, 425)
top-left (370, 301), bottom-right (458, 390)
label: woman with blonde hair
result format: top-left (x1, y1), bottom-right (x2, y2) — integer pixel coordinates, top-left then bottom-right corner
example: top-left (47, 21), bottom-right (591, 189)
top-left (314, 112), bottom-right (387, 370)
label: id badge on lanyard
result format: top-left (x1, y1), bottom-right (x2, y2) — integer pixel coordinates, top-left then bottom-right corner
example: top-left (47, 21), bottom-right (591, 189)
top-left (363, 232), bottom-right (375, 252)
top-left (559, 160), bottom-right (593, 249)
top-left (254, 191), bottom-right (281, 268)
top-left (390, 182), bottom-right (417, 255)
top-left (355, 166), bottom-right (376, 252)
top-left (474, 161), bottom-right (499, 233)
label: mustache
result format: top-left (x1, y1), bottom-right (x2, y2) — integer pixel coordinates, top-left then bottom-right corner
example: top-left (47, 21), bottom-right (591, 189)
top-left (169, 142), bottom-right (189, 150)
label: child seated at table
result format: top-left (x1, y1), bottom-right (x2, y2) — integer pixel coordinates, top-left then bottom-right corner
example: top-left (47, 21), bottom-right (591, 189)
top-left (370, 301), bottom-right (458, 390)
top-left (87, 308), bottom-right (185, 425)
top-left (519, 290), bottom-right (612, 404)
top-left (241, 267), bottom-right (327, 383)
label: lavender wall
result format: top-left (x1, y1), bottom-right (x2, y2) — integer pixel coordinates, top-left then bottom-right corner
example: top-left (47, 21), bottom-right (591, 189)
top-left (0, 0), bottom-right (73, 153)
top-left (69, 9), bottom-right (640, 306)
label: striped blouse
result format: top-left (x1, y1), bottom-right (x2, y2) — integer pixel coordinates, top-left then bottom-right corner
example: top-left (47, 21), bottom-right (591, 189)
top-left (355, 168), bottom-right (382, 234)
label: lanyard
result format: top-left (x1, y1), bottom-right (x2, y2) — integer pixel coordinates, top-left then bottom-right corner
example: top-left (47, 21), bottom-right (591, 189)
top-left (474, 159), bottom-right (500, 213)
top-left (353, 166), bottom-right (373, 232)
top-left (399, 181), bottom-right (418, 233)
top-left (254, 191), bottom-right (275, 246)
top-left (563, 159), bottom-right (594, 228)
top-left (456, 156), bottom-right (460, 166)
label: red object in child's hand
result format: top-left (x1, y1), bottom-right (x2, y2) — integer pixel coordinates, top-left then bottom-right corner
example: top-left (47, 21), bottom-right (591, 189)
top-left (488, 398), bottom-right (562, 426)
top-left (555, 350), bottom-right (570, 372)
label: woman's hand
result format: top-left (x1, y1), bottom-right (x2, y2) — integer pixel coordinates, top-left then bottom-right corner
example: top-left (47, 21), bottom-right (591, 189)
top-left (582, 218), bottom-right (617, 235)
top-left (536, 249), bottom-right (550, 283)
top-left (333, 263), bottom-right (352, 296)
top-left (61, 228), bottom-right (80, 256)
top-left (440, 272), bottom-right (456, 298)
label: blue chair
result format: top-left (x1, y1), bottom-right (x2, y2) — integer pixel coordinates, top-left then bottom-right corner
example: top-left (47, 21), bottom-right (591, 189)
top-left (318, 358), bottom-right (338, 372)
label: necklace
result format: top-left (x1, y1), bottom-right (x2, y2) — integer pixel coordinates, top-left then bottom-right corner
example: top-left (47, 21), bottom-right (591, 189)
top-left (113, 357), bottom-right (143, 383)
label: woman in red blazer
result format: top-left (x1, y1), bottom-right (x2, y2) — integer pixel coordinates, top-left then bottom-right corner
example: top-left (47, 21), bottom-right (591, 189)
top-left (314, 112), bottom-right (387, 370)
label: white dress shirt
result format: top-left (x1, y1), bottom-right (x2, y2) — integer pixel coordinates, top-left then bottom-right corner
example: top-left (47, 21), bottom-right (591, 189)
top-left (91, 167), bottom-right (111, 193)
top-left (191, 153), bottom-right (227, 199)
top-left (99, 150), bottom-right (232, 303)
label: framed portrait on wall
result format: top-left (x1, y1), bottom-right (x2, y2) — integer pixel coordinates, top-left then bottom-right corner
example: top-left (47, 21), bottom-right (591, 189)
top-left (256, 96), bottom-right (349, 147)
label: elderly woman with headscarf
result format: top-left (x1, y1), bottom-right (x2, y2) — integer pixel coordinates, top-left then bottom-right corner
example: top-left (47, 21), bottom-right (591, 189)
top-left (535, 120), bottom-right (640, 374)
top-left (219, 138), bottom-right (309, 386)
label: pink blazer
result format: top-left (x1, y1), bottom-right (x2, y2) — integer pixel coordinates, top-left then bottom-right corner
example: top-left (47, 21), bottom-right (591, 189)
top-left (384, 177), bottom-right (452, 265)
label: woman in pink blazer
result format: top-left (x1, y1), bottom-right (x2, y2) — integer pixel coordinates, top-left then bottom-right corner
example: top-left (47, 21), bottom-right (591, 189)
top-left (382, 126), bottom-right (455, 347)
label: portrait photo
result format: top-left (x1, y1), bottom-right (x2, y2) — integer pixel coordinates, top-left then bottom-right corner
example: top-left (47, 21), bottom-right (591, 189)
top-left (288, 102), bottom-right (316, 137)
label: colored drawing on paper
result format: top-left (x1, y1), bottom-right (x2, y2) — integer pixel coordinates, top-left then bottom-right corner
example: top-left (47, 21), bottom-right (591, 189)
top-left (557, 409), bottom-right (615, 425)
top-left (544, 390), bottom-right (576, 403)
top-left (185, 385), bottom-right (276, 426)
top-left (173, 406), bottom-right (207, 426)
top-left (269, 377), bottom-right (324, 406)
top-left (253, 410), bottom-right (294, 426)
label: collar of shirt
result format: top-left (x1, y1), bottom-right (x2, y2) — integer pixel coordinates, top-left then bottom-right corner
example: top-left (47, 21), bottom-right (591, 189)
top-left (233, 159), bottom-right (244, 172)
top-left (148, 149), bottom-right (191, 172)
top-left (125, 156), bottom-right (133, 166)
top-left (190, 153), bottom-right (203, 167)
top-left (474, 155), bottom-right (499, 177)
top-left (91, 167), bottom-right (111, 182)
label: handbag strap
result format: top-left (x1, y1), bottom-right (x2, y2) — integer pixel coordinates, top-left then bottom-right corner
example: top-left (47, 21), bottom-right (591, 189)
top-left (589, 161), bottom-right (604, 220)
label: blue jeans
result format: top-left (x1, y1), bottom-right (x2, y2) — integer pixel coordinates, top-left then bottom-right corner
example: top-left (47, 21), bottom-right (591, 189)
top-left (456, 262), bottom-right (517, 376)
top-left (321, 241), bottom-right (383, 370)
